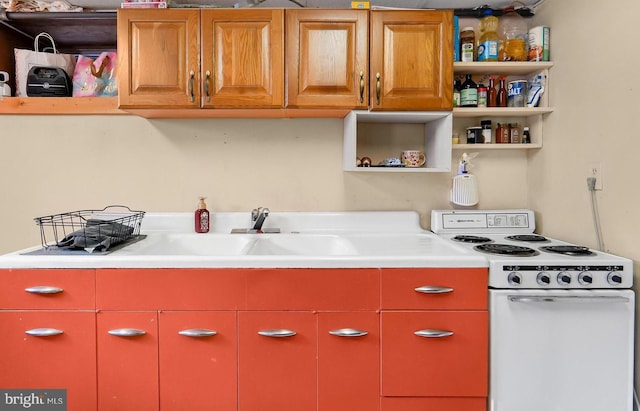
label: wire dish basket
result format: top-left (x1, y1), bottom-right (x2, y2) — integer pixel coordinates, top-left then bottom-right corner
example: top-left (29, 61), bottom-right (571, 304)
top-left (34, 206), bottom-right (145, 252)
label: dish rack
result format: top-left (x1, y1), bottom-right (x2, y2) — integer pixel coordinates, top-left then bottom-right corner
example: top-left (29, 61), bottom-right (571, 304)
top-left (34, 206), bottom-right (145, 251)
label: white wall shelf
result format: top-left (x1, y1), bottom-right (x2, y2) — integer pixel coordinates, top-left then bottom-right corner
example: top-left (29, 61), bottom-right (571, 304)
top-left (343, 110), bottom-right (453, 173)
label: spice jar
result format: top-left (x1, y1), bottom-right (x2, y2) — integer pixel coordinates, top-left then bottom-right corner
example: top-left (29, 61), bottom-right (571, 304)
top-left (481, 120), bottom-right (492, 144)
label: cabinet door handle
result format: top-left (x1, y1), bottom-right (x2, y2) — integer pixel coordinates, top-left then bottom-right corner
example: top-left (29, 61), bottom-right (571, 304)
top-left (414, 286), bottom-right (454, 294)
top-left (25, 328), bottom-right (63, 337)
top-left (414, 329), bottom-right (454, 338)
top-left (329, 328), bottom-right (368, 337)
top-left (359, 71), bottom-right (365, 103)
top-left (24, 286), bottom-right (64, 294)
top-left (178, 328), bottom-right (217, 337)
top-left (375, 72), bottom-right (381, 105)
top-left (108, 328), bottom-right (146, 337)
top-left (258, 329), bottom-right (296, 338)
top-left (188, 70), bottom-right (195, 103)
top-left (205, 70), bottom-right (211, 102)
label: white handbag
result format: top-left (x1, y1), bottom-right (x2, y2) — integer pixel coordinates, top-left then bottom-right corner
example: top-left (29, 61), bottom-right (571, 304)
top-left (14, 32), bottom-right (76, 97)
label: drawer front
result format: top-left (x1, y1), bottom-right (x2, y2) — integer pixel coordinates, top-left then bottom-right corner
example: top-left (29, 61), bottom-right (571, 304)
top-left (381, 310), bottom-right (488, 397)
top-left (97, 268), bottom-right (379, 311)
top-left (381, 396), bottom-right (486, 411)
top-left (0, 269), bottom-right (95, 310)
top-left (381, 268), bottom-right (487, 310)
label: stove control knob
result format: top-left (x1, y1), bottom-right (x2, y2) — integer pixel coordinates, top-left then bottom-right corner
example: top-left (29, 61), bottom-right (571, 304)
top-left (507, 272), bottom-right (522, 286)
top-left (607, 272), bottom-right (623, 285)
top-left (557, 272), bottom-right (571, 285)
top-left (578, 272), bottom-right (593, 286)
top-left (536, 272), bottom-right (551, 286)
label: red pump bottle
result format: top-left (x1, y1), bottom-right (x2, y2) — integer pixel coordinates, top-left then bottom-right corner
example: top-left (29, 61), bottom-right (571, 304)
top-left (195, 197), bottom-right (210, 233)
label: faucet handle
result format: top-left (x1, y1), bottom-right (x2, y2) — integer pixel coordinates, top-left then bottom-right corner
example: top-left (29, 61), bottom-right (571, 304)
top-left (251, 208), bottom-right (259, 222)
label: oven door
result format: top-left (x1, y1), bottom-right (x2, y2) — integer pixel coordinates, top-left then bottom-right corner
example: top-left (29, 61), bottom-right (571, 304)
top-left (489, 289), bottom-right (635, 411)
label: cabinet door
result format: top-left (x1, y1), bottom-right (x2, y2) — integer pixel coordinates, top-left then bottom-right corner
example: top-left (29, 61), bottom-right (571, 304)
top-left (286, 9), bottom-right (368, 109)
top-left (0, 311), bottom-right (97, 411)
top-left (381, 310), bottom-right (488, 397)
top-left (318, 312), bottom-right (380, 411)
top-left (117, 9), bottom-right (201, 108)
top-left (97, 311), bottom-right (159, 411)
top-left (159, 311), bottom-right (237, 411)
top-left (201, 9), bottom-right (284, 108)
top-left (238, 311), bottom-right (316, 410)
top-left (370, 10), bottom-right (453, 111)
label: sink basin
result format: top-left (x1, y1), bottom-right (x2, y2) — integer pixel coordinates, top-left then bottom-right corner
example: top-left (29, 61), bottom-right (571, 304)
top-left (132, 233), bottom-right (255, 256)
top-left (247, 235), bottom-right (358, 256)
top-left (131, 233), bottom-right (359, 256)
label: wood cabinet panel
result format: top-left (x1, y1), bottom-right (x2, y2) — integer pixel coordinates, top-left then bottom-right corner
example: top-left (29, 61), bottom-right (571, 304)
top-left (0, 311), bottom-right (97, 411)
top-left (370, 10), bottom-right (453, 110)
top-left (202, 9), bottom-right (284, 108)
top-left (381, 310), bottom-right (488, 397)
top-left (238, 311), bottom-right (316, 410)
top-left (286, 9), bottom-right (368, 109)
top-left (159, 311), bottom-right (237, 411)
top-left (0, 269), bottom-right (95, 310)
top-left (97, 311), bottom-right (159, 411)
top-left (117, 9), bottom-right (200, 108)
top-left (381, 268), bottom-right (487, 310)
top-left (318, 311), bottom-right (380, 411)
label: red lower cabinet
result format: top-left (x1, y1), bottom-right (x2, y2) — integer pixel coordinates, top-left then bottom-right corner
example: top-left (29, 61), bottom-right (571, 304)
top-left (238, 311), bottom-right (317, 411)
top-left (158, 311), bottom-right (237, 411)
top-left (0, 311), bottom-right (97, 411)
top-left (381, 397), bottom-right (487, 411)
top-left (97, 311), bottom-right (159, 411)
top-left (318, 312), bottom-right (380, 411)
top-left (381, 310), bottom-right (488, 397)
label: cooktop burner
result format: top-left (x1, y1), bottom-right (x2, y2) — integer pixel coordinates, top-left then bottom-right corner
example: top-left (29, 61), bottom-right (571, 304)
top-left (474, 243), bottom-right (539, 257)
top-left (452, 235), bottom-right (492, 244)
top-left (539, 245), bottom-right (596, 256)
top-left (505, 234), bottom-right (548, 242)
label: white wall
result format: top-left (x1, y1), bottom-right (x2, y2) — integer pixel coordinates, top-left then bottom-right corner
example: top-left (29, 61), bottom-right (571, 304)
top-left (531, 0), bottom-right (640, 400)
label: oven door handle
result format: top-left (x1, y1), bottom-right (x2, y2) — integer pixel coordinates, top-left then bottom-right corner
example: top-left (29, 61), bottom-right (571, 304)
top-left (508, 295), bottom-right (630, 303)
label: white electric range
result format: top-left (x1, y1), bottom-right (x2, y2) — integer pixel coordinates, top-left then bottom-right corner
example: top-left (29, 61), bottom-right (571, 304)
top-left (431, 209), bottom-right (635, 411)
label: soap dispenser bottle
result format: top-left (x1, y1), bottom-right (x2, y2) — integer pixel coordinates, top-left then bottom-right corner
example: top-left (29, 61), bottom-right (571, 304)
top-left (195, 197), bottom-right (210, 233)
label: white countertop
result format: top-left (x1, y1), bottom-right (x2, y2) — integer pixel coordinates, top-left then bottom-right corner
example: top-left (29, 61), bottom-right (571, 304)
top-left (0, 211), bottom-right (488, 269)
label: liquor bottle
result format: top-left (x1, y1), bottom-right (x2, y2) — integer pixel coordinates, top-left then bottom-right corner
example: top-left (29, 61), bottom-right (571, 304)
top-left (497, 77), bottom-right (508, 107)
top-left (460, 74), bottom-right (478, 108)
top-left (488, 76), bottom-right (497, 107)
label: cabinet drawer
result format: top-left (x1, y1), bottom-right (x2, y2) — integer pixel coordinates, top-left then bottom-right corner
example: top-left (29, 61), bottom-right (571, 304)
top-left (381, 268), bottom-right (487, 310)
top-left (381, 310), bottom-right (488, 397)
top-left (0, 269), bottom-right (95, 310)
top-left (381, 397), bottom-right (486, 411)
top-left (97, 268), bottom-right (379, 311)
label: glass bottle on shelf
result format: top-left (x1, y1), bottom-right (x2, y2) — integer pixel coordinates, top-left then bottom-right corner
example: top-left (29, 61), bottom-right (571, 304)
top-left (453, 79), bottom-right (461, 107)
top-left (460, 74), bottom-right (478, 108)
top-left (497, 77), bottom-right (508, 107)
top-left (488, 76), bottom-right (497, 107)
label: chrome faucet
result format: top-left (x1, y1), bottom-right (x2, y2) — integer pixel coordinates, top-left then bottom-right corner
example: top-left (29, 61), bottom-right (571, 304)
top-left (251, 207), bottom-right (269, 231)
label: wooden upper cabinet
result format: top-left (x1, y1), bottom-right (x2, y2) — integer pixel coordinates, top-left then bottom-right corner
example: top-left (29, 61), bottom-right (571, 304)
top-left (286, 9), bottom-right (368, 109)
top-left (117, 9), bottom-right (201, 108)
top-left (202, 9), bottom-right (284, 108)
top-left (370, 10), bottom-right (453, 111)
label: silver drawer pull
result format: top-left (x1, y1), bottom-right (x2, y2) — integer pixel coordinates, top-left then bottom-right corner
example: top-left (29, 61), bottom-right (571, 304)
top-left (178, 328), bottom-right (217, 337)
top-left (108, 328), bottom-right (146, 337)
top-left (415, 329), bottom-right (454, 338)
top-left (25, 286), bottom-right (64, 294)
top-left (258, 329), bottom-right (296, 338)
top-left (329, 328), bottom-right (368, 337)
top-left (414, 286), bottom-right (454, 294)
top-left (25, 328), bottom-right (64, 337)
top-left (509, 295), bottom-right (631, 304)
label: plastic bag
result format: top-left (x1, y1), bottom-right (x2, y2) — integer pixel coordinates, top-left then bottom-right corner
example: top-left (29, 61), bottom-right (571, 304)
top-left (72, 52), bottom-right (118, 97)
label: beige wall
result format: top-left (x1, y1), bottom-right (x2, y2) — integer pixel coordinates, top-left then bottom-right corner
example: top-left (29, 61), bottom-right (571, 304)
top-left (532, 0), bottom-right (640, 398)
